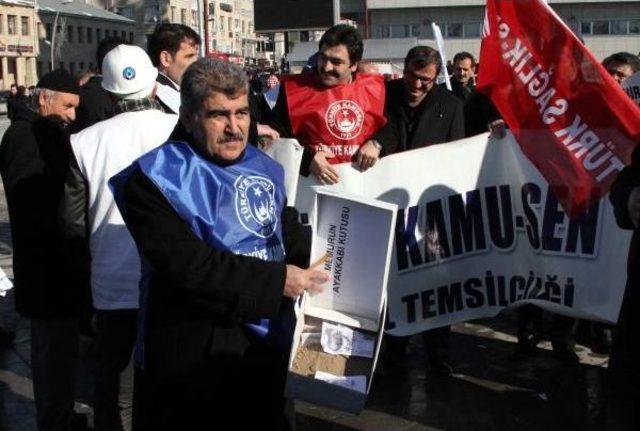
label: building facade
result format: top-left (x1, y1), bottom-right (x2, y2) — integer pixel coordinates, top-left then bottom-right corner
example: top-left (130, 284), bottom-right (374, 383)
top-left (367, 0), bottom-right (640, 61)
top-left (0, 0), bottom-right (39, 89)
top-left (205, 0), bottom-right (258, 63)
top-left (37, 0), bottom-right (135, 78)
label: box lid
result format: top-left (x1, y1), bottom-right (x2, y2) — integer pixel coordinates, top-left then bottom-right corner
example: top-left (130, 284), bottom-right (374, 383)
top-left (306, 189), bottom-right (397, 329)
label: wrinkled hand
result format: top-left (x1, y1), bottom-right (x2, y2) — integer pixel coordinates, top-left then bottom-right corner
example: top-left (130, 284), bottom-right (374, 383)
top-left (488, 119), bottom-right (507, 139)
top-left (256, 124), bottom-right (280, 150)
top-left (283, 265), bottom-right (329, 298)
top-left (257, 124), bottom-right (280, 141)
top-left (356, 140), bottom-right (381, 172)
top-left (309, 151), bottom-right (339, 184)
top-left (628, 186), bottom-right (640, 228)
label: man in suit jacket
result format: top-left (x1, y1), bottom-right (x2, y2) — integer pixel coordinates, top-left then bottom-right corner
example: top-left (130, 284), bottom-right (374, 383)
top-left (373, 46), bottom-right (464, 375)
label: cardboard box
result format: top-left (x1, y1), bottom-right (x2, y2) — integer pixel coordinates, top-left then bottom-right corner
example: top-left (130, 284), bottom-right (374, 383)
top-left (285, 189), bottom-right (397, 414)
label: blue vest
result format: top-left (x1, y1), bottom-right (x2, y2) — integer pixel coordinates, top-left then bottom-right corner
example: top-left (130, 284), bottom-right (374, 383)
top-left (111, 141), bottom-right (290, 368)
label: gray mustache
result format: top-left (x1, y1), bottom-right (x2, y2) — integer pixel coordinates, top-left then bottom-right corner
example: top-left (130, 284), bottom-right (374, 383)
top-left (218, 133), bottom-right (244, 144)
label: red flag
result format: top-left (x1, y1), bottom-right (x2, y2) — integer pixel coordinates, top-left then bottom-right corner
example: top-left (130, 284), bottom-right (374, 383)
top-left (478, 0), bottom-right (640, 216)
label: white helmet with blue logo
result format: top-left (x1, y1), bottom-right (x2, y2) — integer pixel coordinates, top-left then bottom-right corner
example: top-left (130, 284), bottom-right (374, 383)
top-left (101, 44), bottom-right (158, 96)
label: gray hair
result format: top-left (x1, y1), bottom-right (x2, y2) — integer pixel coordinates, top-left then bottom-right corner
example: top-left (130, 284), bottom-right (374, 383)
top-left (180, 58), bottom-right (248, 116)
top-left (30, 87), bottom-right (55, 111)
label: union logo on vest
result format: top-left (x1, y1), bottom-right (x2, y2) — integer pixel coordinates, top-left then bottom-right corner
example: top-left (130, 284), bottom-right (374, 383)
top-left (325, 100), bottom-right (365, 140)
top-left (234, 175), bottom-right (278, 238)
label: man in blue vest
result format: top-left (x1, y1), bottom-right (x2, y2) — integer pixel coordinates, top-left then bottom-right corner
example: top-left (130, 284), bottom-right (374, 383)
top-left (111, 58), bottom-right (328, 430)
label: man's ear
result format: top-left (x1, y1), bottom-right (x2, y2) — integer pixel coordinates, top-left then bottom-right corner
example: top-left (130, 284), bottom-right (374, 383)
top-left (350, 61), bottom-right (358, 73)
top-left (159, 50), bottom-right (173, 70)
top-left (38, 90), bottom-right (47, 109)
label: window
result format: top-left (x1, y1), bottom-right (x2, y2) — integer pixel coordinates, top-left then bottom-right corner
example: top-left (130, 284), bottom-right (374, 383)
top-left (96, 28), bottom-right (101, 40)
top-left (121, 30), bottom-right (126, 40)
top-left (77, 26), bottom-right (83, 43)
top-left (220, 17), bottom-right (225, 31)
top-left (593, 20), bottom-right (610, 35)
top-left (390, 24), bottom-right (408, 38)
top-left (580, 21), bottom-right (591, 35)
top-left (7, 15), bottom-right (16, 35)
top-left (611, 20), bottom-right (628, 35)
top-left (59, 61), bottom-right (64, 70)
top-left (171, 6), bottom-right (176, 22)
top-left (208, 2), bottom-right (215, 16)
top-left (87, 27), bottom-right (93, 43)
top-left (119, 7), bottom-right (133, 19)
top-left (234, 19), bottom-right (239, 30)
top-left (69, 62), bottom-right (75, 76)
top-left (181, 9), bottom-right (187, 25)
top-left (144, 6), bottom-right (159, 23)
top-left (21, 16), bottom-right (28, 36)
top-left (410, 24), bottom-right (421, 37)
top-left (192, 10), bottom-right (198, 27)
top-left (79, 62), bottom-right (84, 70)
top-left (630, 20), bottom-right (640, 34)
top-left (105, 29), bottom-right (109, 38)
top-left (374, 25), bottom-right (389, 38)
top-left (67, 25), bottom-right (73, 42)
top-left (464, 22), bottom-right (482, 38)
top-left (0, 15), bottom-right (3, 34)
top-left (446, 23), bottom-right (463, 38)
top-left (242, 20), bottom-right (245, 33)
top-left (228, 17), bottom-right (232, 31)
top-left (129, 32), bottom-right (133, 42)
top-left (89, 62), bottom-right (94, 71)
top-left (299, 31), bottom-right (309, 42)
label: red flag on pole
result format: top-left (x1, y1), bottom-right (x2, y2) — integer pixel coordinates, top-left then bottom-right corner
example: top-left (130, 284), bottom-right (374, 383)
top-left (477, 0), bottom-right (640, 216)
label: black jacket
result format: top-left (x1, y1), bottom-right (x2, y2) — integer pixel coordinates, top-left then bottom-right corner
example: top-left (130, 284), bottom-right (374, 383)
top-left (122, 142), bottom-right (309, 426)
top-left (121, 139), bottom-right (309, 368)
top-left (71, 76), bottom-right (115, 133)
top-left (0, 109), bottom-right (87, 318)
top-left (373, 79), bottom-right (465, 154)
top-left (451, 79), bottom-right (475, 103)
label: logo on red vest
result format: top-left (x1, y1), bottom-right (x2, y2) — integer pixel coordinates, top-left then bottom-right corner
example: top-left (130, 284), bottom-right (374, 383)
top-left (325, 100), bottom-right (365, 140)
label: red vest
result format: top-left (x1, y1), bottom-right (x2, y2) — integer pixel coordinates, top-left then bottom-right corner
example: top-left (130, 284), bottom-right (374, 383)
top-left (284, 73), bottom-right (387, 164)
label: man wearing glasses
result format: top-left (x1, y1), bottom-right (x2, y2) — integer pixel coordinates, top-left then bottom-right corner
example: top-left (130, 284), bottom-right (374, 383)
top-left (373, 46), bottom-right (464, 375)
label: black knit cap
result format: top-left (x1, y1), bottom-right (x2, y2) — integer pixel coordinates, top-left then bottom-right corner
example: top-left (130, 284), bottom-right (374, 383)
top-left (36, 69), bottom-right (80, 95)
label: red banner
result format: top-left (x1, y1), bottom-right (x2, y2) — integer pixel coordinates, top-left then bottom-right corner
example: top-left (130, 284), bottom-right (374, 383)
top-left (478, 0), bottom-right (640, 216)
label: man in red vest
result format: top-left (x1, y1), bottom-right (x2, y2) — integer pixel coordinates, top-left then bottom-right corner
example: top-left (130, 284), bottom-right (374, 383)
top-left (268, 24), bottom-right (387, 184)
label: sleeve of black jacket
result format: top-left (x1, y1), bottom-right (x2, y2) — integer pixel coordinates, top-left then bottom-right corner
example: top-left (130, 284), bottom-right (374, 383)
top-left (58, 153), bottom-right (91, 299)
top-left (264, 86), bottom-right (315, 176)
top-left (610, 145), bottom-right (640, 230)
top-left (123, 170), bottom-right (290, 322)
top-left (449, 97), bottom-right (465, 142)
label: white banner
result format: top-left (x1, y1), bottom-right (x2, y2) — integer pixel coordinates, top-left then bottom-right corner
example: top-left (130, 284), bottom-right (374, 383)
top-left (274, 133), bottom-right (631, 336)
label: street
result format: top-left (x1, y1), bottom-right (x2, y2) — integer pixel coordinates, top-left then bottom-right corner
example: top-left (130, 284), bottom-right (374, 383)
top-left (0, 116), bottom-right (613, 431)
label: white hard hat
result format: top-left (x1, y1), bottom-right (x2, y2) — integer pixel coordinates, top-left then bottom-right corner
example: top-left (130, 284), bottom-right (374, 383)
top-left (101, 44), bottom-right (158, 96)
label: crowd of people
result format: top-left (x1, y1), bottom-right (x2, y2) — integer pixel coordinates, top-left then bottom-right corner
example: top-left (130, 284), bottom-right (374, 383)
top-left (0, 21), bottom-right (639, 431)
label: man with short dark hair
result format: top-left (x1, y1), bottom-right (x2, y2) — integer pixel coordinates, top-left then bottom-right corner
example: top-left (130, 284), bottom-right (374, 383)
top-left (0, 69), bottom-right (82, 431)
top-left (268, 24), bottom-right (387, 180)
top-left (72, 36), bottom-right (127, 132)
top-left (146, 23), bottom-right (201, 114)
top-left (603, 52), bottom-right (640, 84)
top-left (450, 51), bottom-right (476, 102)
top-left (111, 58), bottom-right (327, 430)
top-left (373, 46), bottom-right (464, 375)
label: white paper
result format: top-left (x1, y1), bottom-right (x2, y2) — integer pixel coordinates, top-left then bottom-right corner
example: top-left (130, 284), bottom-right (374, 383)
top-left (0, 267), bottom-right (13, 297)
top-left (320, 322), bottom-right (375, 358)
top-left (314, 371), bottom-right (367, 394)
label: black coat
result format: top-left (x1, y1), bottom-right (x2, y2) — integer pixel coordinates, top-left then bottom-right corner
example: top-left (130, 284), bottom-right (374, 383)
top-left (0, 109), bottom-right (87, 318)
top-left (608, 145), bottom-right (640, 395)
top-left (71, 76), bottom-right (115, 133)
top-left (373, 79), bottom-right (465, 154)
top-left (121, 142), bottom-right (310, 428)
